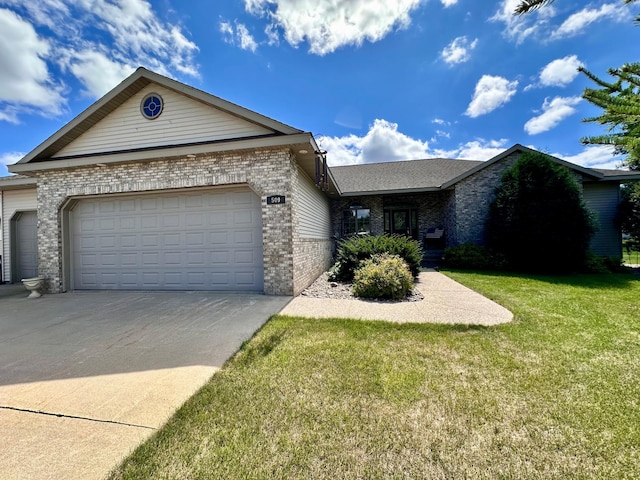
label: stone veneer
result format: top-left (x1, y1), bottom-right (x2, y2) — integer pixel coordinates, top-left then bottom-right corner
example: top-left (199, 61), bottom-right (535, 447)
top-left (35, 147), bottom-right (307, 295)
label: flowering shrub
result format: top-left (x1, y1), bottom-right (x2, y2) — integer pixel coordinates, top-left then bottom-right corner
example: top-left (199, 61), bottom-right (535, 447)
top-left (352, 253), bottom-right (414, 300)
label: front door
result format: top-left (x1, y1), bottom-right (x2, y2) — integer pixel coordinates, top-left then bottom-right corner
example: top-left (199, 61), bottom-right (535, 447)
top-left (385, 208), bottom-right (417, 238)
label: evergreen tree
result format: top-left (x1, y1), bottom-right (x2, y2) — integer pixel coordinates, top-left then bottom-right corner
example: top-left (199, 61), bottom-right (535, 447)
top-left (515, 0), bottom-right (639, 22)
top-left (579, 63), bottom-right (640, 169)
top-left (485, 152), bottom-right (597, 273)
top-left (620, 183), bottom-right (640, 243)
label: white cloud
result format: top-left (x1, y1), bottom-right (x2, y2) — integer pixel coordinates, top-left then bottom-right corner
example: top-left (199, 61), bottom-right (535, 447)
top-left (72, 0), bottom-right (199, 77)
top-left (320, 119), bottom-right (432, 165)
top-left (465, 75), bottom-right (518, 118)
top-left (440, 0), bottom-right (458, 6)
top-left (441, 36), bottom-right (478, 65)
top-left (539, 55), bottom-right (584, 87)
top-left (220, 20), bottom-right (234, 37)
top-left (490, 0), bottom-right (555, 44)
top-left (552, 3), bottom-right (629, 39)
top-left (244, 0), bottom-right (424, 55)
top-left (0, 151), bottom-right (24, 166)
top-left (524, 96), bottom-right (581, 135)
top-left (0, 8), bottom-right (65, 118)
top-left (319, 119), bottom-right (509, 165)
top-left (236, 24), bottom-right (258, 52)
top-left (63, 50), bottom-right (136, 98)
top-left (492, 0), bottom-right (630, 44)
top-left (221, 21), bottom-right (258, 52)
top-left (0, 0), bottom-right (199, 121)
top-left (432, 118), bottom-right (449, 126)
top-left (552, 145), bottom-right (622, 170)
top-left (453, 139), bottom-right (509, 160)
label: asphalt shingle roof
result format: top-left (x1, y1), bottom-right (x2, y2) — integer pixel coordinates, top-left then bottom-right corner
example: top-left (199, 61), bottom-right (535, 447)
top-left (329, 158), bottom-right (483, 195)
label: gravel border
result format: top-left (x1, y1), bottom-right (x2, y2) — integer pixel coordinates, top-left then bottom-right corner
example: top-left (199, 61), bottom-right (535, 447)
top-left (299, 272), bottom-right (424, 302)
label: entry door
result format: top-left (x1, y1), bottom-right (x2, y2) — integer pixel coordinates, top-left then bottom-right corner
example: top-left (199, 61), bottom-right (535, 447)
top-left (390, 210), bottom-right (411, 235)
top-left (15, 211), bottom-right (38, 280)
top-left (385, 208), bottom-right (418, 238)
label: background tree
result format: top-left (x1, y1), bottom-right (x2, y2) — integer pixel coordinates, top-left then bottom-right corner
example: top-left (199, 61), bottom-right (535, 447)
top-left (579, 63), bottom-right (640, 168)
top-left (485, 152), bottom-right (597, 273)
top-left (516, 0), bottom-right (640, 254)
top-left (619, 183), bottom-right (640, 243)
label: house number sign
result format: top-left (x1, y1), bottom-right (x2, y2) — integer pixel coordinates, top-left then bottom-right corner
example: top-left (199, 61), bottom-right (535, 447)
top-left (267, 195), bottom-right (286, 205)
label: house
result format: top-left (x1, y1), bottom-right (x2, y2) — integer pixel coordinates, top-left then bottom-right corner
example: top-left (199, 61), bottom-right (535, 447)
top-left (328, 147), bottom-right (640, 258)
top-left (1, 68), bottom-right (638, 294)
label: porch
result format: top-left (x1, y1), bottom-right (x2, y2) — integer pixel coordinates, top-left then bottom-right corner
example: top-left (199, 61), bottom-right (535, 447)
top-left (330, 191), bottom-right (454, 266)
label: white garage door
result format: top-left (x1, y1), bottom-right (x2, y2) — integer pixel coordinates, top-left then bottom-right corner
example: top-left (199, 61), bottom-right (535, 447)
top-left (71, 188), bottom-right (263, 291)
top-left (15, 211), bottom-right (38, 280)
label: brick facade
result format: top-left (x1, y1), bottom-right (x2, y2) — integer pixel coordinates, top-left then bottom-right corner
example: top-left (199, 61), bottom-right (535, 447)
top-left (35, 147), bottom-right (303, 295)
top-left (452, 152), bottom-right (520, 245)
top-left (330, 192), bottom-right (451, 244)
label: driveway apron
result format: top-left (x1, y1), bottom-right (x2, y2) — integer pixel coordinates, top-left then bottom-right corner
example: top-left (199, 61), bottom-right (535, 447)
top-left (0, 290), bottom-right (290, 480)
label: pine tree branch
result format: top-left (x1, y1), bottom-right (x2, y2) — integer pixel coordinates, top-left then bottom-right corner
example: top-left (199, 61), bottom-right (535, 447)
top-left (514, 0), bottom-right (555, 15)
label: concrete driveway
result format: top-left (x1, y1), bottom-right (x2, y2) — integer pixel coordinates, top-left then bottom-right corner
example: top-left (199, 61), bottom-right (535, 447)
top-left (0, 288), bottom-right (290, 480)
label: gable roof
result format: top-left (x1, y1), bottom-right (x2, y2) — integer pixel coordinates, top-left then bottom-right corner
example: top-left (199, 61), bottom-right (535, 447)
top-left (329, 144), bottom-right (640, 196)
top-left (330, 158), bottom-right (482, 196)
top-left (0, 175), bottom-right (37, 190)
top-left (12, 67), bottom-right (303, 169)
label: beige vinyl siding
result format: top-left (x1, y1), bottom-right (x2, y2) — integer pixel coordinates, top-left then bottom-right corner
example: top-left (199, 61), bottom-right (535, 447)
top-left (2, 188), bottom-right (37, 282)
top-left (297, 168), bottom-right (331, 239)
top-left (54, 85), bottom-right (274, 158)
top-left (583, 183), bottom-right (621, 257)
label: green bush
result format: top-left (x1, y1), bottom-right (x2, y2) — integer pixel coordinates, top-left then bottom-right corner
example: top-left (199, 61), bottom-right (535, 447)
top-left (352, 254), bottom-right (414, 300)
top-left (329, 234), bottom-right (423, 282)
top-left (442, 243), bottom-right (507, 270)
top-left (583, 252), bottom-right (626, 273)
top-left (485, 151), bottom-right (597, 273)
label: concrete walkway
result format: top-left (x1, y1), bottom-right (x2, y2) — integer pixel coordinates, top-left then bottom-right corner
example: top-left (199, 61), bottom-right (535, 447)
top-left (0, 290), bottom-right (290, 480)
top-left (280, 270), bottom-right (513, 325)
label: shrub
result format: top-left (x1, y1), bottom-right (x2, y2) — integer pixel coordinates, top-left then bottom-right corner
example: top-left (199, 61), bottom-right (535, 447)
top-left (352, 254), bottom-right (414, 300)
top-left (443, 243), bottom-right (507, 270)
top-left (329, 234), bottom-right (423, 282)
top-left (583, 252), bottom-right (627, 273)
top-left (485, 151), bottom-right (597, 273)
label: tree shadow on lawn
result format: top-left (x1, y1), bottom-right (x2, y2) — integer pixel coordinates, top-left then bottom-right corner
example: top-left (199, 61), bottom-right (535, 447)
top-left (443, 268), bottom-right (640, 290)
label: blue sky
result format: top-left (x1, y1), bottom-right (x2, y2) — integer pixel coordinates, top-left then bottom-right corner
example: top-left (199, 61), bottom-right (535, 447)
top-left (1, 0), bottom-right (638, 176)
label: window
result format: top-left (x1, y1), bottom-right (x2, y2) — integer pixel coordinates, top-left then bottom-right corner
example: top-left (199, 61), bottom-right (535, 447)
top-left (140, 93), bottom-right (164, 120)
top-left (343, 207), bottom-right (370, 235)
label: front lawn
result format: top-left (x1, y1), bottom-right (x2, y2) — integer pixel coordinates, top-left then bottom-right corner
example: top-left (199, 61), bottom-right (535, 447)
top-left (110, 272), bottom-right (640, 479)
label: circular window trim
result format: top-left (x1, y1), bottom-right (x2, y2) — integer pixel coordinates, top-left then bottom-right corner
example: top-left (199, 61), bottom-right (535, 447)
top-left (140, 93), bottom-right (164, 120)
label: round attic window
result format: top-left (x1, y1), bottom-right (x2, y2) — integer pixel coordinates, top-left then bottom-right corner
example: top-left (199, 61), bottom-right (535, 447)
top-left (140, 93), bottom-right (164, 120)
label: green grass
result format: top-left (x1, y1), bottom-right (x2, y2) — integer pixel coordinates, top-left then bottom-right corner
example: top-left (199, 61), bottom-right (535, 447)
top-left (622, 240), bottom-right (640, 265)
top-left (109, 272), bottom-right (640, 479)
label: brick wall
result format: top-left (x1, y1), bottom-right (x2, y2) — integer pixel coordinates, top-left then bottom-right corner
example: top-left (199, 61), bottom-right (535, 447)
top-left (452, 152), bottom-right (521, 245)
top-left (35, 147), bottom-right (297, 295)
top-left (329, 192), bottom-right (450, 241)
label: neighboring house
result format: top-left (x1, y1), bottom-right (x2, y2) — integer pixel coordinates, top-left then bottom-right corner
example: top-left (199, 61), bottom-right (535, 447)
top-left (328, 146), bottom-right (640, 258)
top-left (1, 68), bottom-right (639, 293)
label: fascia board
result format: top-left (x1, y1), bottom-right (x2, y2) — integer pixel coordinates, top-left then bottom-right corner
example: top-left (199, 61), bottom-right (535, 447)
top-left (9, 133), bottom-right (314, 174)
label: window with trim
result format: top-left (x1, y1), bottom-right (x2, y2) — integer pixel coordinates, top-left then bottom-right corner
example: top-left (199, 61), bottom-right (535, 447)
top-left (343, 207), bottom-right (370, 235)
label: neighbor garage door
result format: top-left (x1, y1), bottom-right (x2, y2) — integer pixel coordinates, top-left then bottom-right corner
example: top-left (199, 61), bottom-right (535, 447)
top-left (71, 188), bottom-right (263, 291)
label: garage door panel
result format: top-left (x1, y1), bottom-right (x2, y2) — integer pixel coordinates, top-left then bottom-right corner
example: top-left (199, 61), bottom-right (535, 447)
top-left (164, 233), bottom-right (181, 246)
top-left (120, 217), bottom-right (136, 229)
top-left (98, 201), bottom-right (116, 213)
top-left (121, 235), bottom-right (138, 248)
top-left (72, 188), bottom-right (263, 291)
